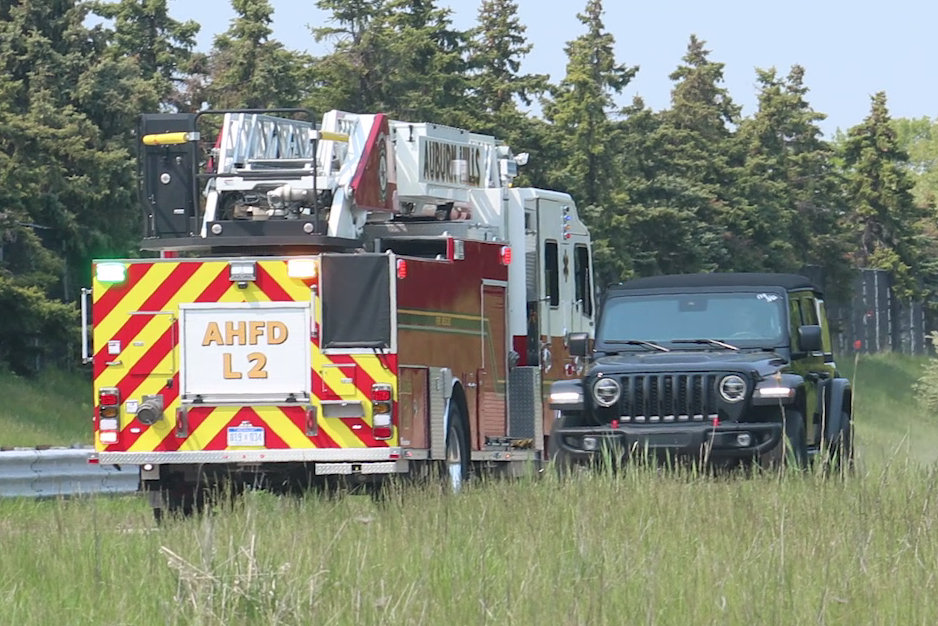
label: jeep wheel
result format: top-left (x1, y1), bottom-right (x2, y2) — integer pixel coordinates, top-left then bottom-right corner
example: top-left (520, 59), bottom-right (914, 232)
top-left (761, 409), bottom-right (808, 470)
top-left (547, 413), bottom-right (582, 478)
top-left (824, 411), bottom-right (855, 474)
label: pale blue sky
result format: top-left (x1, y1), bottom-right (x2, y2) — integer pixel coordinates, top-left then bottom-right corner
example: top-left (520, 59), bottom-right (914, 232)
top-left (169, 0), bottom-right (936, 137)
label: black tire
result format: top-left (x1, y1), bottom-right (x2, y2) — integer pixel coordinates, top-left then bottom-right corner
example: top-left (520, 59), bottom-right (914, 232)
top-left (761, 409), bottom-right (808, 470)
top-left (444, 402), bottom-right (469, 492)
top-left (547, 413), bottom-right (576, 477)
top-left (151, 486), bottom-right (193, 524)
top-left (824, 411), bottom-right (855, 474)
top-left (152, 473), bottom-right (205, 522)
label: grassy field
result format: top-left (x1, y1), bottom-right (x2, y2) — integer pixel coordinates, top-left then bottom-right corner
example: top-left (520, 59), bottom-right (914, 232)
top-left (2, 355), bottom-right (938, 624)
top-left (0, 366), bottom-right (92, 449)
top-left (843, 352), bottom-right (938, 466)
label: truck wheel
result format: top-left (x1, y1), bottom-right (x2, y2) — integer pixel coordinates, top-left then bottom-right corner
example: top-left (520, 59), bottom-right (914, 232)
top-left (152, 475), bottom-right (202, 522)
top-left (761, 409), bottom-right (807, 470)
top-left (444, 403), bottom-right (469, 493)
top-left (150, 487), bottom-right (191, 524)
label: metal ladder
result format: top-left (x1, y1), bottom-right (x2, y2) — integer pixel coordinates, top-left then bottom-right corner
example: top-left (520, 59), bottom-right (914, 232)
top-left (215, 112), bottom-right (317, 175)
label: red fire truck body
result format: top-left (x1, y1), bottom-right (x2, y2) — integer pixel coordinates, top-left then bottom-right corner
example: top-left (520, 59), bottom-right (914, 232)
top-left (85, 108), bottom-right (593, 517)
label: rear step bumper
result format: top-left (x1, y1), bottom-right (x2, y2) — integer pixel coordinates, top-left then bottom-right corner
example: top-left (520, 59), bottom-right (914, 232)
top-left (98, 447), bottom-right (403, 465)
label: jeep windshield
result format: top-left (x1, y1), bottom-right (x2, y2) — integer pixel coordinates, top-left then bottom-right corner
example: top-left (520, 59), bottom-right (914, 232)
top-left (596, 291), bottom-right (786, 349)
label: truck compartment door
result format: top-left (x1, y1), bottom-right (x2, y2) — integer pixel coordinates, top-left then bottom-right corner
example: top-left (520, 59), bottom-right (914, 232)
top-left (478, 283), bottom-right (508, 443)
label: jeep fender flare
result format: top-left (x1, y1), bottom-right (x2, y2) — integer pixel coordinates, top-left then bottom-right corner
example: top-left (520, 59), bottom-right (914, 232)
top-left (821, 377), bottom-right (852, 442)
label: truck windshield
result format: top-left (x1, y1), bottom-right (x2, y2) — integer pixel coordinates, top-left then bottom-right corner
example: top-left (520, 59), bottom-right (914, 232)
top-left (597, 291), bottom-right (786, 347)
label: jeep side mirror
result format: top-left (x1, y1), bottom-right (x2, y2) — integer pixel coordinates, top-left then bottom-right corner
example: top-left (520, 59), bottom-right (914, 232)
top-left (797, 325), bottom-right (822, 353)
top-left (567, 332), bottom-right (590, 357)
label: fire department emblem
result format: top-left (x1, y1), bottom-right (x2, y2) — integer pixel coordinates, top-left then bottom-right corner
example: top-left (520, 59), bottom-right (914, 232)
top-left (378, 134), bottom-right (388, 205)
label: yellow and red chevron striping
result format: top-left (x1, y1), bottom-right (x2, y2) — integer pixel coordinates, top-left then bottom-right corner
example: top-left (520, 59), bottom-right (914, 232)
top-left (94, 258), bottom-right (399, 454)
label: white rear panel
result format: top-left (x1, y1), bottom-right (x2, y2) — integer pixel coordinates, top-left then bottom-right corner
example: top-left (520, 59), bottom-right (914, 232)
top-left (179, 302), bottom-right (311, 403)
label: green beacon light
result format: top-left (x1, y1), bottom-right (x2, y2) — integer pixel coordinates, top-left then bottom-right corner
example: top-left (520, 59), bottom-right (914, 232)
top-left (95, 262), bottom-right (127, 284)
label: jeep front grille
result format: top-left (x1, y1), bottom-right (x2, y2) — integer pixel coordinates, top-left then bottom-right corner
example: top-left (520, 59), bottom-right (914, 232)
top-left (618, 374), bottom-right (719, 422)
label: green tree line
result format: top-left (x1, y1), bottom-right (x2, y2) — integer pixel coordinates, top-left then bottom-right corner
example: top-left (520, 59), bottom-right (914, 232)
top-left (1, 0), bottom-right (936, 374)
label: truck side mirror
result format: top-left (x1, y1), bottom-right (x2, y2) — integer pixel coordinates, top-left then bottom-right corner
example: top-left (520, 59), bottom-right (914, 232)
top-left (797, 325), bottom-right (822, 353)
top-left (567, 332), bottom-right (590, 357)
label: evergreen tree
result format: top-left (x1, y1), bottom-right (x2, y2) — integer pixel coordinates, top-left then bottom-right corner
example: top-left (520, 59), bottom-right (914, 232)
top-left (311, 0), bottom-right (470, 125)
top-left (204, 0), bottom-right (313, 109)
top-left (620, 35), bottom-right (740, 276)
top-left (464, 0), bottom-right (549, 188)
top-left (466, 0), bottom-right (547, 129)
top-left (0, 0), bottom-right (136, 372)
top-left (0, 0), bottom-right (138, 278)
top-left (604, 98), bottom-right (694, 281)
top-left (841, 92), bottom-right (931, 297)
top-left (542, 0), bottom-right (635, 208)
top-left (735, 65), bottom-right (851, 292)
top-left (89, 0), bottom-right (199, 111)
top-left (310, 0), bottom-right (393, 113)
top-left (385, 0), bottom-right (469, 124)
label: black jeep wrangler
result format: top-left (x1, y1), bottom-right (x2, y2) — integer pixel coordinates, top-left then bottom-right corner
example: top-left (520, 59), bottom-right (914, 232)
top-left (548, 273), bottom-right (852, 468)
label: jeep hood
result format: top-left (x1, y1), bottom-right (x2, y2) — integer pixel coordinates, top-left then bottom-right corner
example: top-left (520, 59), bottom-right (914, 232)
top-left (589, 349), bottom-right (788, 377)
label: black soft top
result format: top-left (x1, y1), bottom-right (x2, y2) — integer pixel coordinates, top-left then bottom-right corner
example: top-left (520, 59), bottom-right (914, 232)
top-left (611, 272), bottom-right (819, 293)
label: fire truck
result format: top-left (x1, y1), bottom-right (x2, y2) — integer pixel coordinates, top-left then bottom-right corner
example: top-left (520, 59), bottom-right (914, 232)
top-left (83, 108), bottom-right (594, 518)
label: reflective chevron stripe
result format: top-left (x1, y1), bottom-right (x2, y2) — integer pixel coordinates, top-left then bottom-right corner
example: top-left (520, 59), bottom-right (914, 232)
top-left (93, 258), bottom-right (398, 455)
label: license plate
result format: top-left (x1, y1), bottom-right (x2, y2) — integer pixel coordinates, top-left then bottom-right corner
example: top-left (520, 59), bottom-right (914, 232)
top-left (227, 426), bottom-right (265, 447)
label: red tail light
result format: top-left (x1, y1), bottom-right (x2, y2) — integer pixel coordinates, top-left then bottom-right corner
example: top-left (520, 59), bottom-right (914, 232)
top-left (98, 387), bottom-right (121, 444)
top-left (371, 383), bottom-right (394, 440)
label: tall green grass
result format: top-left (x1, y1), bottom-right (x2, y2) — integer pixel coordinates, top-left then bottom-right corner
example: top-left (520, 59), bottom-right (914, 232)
top-left (3, 465), bottom-right (938, 624)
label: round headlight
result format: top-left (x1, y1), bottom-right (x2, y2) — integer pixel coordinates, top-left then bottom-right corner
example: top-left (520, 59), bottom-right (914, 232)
top-left (592, 377), bottom-right (621, 407)
top-left (719, 375), bottom-right (747, 403)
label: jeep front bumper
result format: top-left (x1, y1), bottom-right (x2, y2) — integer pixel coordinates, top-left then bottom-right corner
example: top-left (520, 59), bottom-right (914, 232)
top-left (552, 421), bottom-right (783, 464)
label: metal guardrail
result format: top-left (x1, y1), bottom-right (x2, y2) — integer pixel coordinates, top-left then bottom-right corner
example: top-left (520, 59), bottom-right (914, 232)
top-left (0, 448), bottom-right (139, 498)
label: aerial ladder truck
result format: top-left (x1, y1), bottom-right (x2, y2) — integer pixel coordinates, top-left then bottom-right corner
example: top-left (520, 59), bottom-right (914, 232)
top-left (84, 108), bottom-right (595, 517)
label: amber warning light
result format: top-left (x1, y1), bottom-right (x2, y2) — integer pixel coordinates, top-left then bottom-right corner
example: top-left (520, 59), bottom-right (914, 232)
top-left (287, 258), bottom-right (318, 279)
